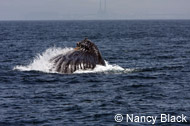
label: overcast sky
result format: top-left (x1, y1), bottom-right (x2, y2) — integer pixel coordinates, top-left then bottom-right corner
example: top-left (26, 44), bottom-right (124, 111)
top-left (0, 0), bottom-right (190, 20)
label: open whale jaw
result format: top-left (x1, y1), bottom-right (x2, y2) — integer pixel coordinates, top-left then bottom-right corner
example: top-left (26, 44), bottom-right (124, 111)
top-left (50, 39), bottom-right (105, 74)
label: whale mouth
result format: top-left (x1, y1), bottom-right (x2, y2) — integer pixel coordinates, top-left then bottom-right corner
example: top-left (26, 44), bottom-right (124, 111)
top-left (49, 38), bottom-right (107, 73)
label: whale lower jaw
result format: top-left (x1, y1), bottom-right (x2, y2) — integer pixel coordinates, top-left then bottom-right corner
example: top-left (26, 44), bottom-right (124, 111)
top-left (50, 50), bottom-right (105, 74)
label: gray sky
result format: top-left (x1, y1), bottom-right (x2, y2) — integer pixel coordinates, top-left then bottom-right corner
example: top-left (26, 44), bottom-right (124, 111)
top-left (0, 0), bottom-right (190, 20)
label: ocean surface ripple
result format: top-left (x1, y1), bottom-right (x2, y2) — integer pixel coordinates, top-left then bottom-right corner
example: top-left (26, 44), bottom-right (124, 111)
top-left (0, 20), bottom-right (190, 126)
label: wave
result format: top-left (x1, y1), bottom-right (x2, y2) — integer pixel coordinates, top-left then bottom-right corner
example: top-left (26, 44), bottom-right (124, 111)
top-left (13, 47), bottom-right (134, 74)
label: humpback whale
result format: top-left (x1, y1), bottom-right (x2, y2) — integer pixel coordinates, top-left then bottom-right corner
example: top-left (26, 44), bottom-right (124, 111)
top-left (50, 38), bottom-right (105, 74)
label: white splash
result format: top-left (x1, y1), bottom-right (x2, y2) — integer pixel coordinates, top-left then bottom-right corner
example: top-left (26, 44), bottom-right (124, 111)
top-left (74, 61), bottom-right (133, 74)
top-left (14, 47), bottom-right (134, 74)
top-left (13, 47), bottom-right (73, 73)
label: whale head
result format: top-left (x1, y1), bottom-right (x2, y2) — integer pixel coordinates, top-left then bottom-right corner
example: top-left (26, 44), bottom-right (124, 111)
top-left (50, 38), bottom-right (106, 73)
top-left (75, 38), bottom-right (99, 54)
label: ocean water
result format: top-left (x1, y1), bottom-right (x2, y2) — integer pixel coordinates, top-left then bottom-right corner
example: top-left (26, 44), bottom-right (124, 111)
top-left (0, 20), bottom-right (190, 126)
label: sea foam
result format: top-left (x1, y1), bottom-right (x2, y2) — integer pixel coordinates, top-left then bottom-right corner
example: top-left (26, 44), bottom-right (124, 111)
top-left (14, 47), bottom-right (133, 74)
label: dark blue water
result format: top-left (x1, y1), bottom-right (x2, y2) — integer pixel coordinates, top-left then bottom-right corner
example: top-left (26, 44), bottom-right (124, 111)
top-left (0, 20), bottom-right (190, 126)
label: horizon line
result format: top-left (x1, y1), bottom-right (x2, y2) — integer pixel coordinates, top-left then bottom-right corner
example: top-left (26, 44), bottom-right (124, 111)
top-left (0, 19), bottom-right (190, 22)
